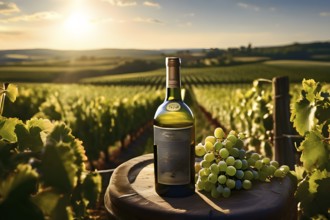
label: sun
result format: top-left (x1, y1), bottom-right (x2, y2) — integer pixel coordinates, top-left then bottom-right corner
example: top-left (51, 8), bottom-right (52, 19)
top-left (64, 11), bottom-right (92, 36)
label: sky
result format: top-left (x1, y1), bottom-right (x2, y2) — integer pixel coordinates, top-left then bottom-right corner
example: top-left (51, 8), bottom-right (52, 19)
top-left (0, 0), bottom-right (329, 50)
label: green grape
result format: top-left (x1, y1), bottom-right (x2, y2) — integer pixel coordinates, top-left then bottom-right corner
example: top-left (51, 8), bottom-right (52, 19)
top-left (214, 127), bottom-right (225, 139)
top-left (234, 159), bottom-right (242, 169)
top-left (217, 175), bottom-right (227, 184)
top-left (219, 148), bottom-right (229, 159)
top-left (199, 168), bottom-right (210, 176)
top-left (258, 169), bottom-right (268, 181)
top-left (268, 165), bottom-right (276, 176)
top-left (254, 160), bottom-right (263, 170)
top-left (214, 142), bottom-right (223, 151)
top-left (243, 170), bottom-right (254, 180)
top-left (270, 160), bottom-right (279, 168)
top-left (227, 134), bottom-right (237, 145)
top-left (204, 181), bottom-right (214, 192)
top-left (252, 170), bottom-right (259, 179)
top-left (274, 169), bottom-right (284, 178)
top-left (195, 144), bottom-right (206, 157)
top-left (200, 175), bottom-right (208, 182)
top-left (216, 184), bottom-right (224, 193)
top-left (226, 178), bottom-right (236, 189)
top-left (226, 166), bottom-right (236, 176)
top-left (195, 174), bottom-right (198, 183)
top-left (235, 170), bottom-right (244, 179)
top-left (262, 157), bottom-right (270, 165)
top-left (205, 136), bottom-right (216, 144)
top-left (208, 173), bottom-right (218, 184)
top-left (226, 156), bottom-right (235, 166)
top-left (218, 161), bottom-right (227, 172)
top-left (229, 148), bottom-right (239, 158)
top-left (196, 180), bottom-right (205, 190)
top-left (251, 153), bottom-right (260, 161)
top-left (204, 141), bottom-right (214, 152)
top-left (241, 159), bottom-right (248, 170)
top-left (210, 163), bottom-right (220, 175)
top-left (238, 149), bottom-right (246, 159)
top-left (200, 160), bottom-right (211, 168)
top-left (204, 152), bottom-right (215, 162)
top-left (235, 139), bottom-right (244, 149)
top-left (225, 140), bottom-right (234, 149)
top-left (242, 180), bottom-right (252, 190)
top-left (247, 158), bottom-right (256, 166)
top-left (280, 165), bottom-right (290, 173)
top-left (222, 187), bottom-right (231, 198)
top-left (211, 187), bottom-right (221, 198)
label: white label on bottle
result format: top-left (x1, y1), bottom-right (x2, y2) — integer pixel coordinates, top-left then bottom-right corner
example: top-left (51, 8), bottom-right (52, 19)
top-left (166, 102), bottom-right (181, 112)
top-left (154, 125), bottom-right (193, 185)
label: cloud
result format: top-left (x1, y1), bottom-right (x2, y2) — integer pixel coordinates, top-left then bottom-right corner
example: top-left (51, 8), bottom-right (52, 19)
top-left (237, 2), bottom-right (260, 11)
top-left (143, 1), bottom-right (161, 8)
top-left (320, 12), bottom-right (330, 17)
top-left (178, 22), bottom-right (192, 27)
top-left (133, 16), bottom-right (163, 24)
top-left (102, 0), bottom-right (137, 7)
top-left (0, 11), bottom-right (61, 23)
top-left (184, 13), bottom-right (195, 17)
top-left (0, 1), bottom-right (20, 15)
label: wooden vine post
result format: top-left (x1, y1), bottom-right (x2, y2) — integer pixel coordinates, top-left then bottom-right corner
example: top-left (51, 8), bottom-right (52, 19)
top-left (272, 76), bottom-right (295, 169)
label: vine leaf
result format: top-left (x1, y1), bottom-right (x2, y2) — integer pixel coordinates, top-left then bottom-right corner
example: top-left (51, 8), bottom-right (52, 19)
top-left (15, 118), bottom-right (54, 152)
top-left (291, 98), bottom-right (316, 136)
top-left (6, 84), bottom-right (18, 103)
top-left (298, 129), bottom-right (328, 172)
top-left (41, 143), bottom-right (78, 193)
top-left (0, 164), bottom-right (38, 203)
top-left (0, 116), bottom-right (21, 142)
top-left (308, 169), bottom-right (328, 194)
top-left (32, 188), bottom-right (61, 216)
top-left (41, 124), bottom-right (79, 193)
top-left (82, 172), bottom-right (102, 207)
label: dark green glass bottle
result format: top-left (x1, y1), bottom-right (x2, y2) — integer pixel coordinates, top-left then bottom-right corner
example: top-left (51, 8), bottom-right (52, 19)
top-left (153, 57), bottom-right (195, 197)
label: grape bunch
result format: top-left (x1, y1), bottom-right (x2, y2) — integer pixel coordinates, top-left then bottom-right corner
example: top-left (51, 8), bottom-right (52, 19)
top-left (195, 127), bottom-right (290, 199)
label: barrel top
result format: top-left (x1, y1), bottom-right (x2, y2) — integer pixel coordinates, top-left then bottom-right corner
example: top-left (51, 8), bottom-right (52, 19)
top-left (105, 154), bottom-right (296, 220)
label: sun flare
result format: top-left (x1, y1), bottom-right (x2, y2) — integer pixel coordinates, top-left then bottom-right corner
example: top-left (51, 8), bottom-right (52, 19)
top-left (64, 11), bottom-right (92, 36)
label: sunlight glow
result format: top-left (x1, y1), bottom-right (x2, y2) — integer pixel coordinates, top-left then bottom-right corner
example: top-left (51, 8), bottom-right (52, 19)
top-left (64, 11), bottom-right (92, 36)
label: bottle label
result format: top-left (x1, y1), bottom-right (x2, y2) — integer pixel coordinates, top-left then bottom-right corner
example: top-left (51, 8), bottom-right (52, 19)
top-left (154, 125), bottom-right (193, 185)
top-left (166, 102), bottom-right (181, 112)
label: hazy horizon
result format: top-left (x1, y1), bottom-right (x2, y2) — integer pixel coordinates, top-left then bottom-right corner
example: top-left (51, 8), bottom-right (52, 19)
top-left (1, 0), bottom-right (330, 50)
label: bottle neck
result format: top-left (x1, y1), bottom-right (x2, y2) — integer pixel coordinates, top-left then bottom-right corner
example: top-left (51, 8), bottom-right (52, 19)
top-left (166, 87), bottom-right (182, 101)
top-left (165, 58), bottom-right (182, 101)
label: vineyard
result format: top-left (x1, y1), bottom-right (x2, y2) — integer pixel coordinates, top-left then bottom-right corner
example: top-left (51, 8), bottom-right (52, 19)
top-left (0, 61), bottom-right (329, 219)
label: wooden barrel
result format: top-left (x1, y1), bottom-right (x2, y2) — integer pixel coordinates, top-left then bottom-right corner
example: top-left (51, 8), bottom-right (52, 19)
top-left (104, 154), bottom-right (296, 220)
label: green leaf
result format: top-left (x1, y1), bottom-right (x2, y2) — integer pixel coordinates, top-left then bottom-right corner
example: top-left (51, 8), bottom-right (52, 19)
top-left (291, 98), bottom-right (316, 136)
top-left (308, 169), bottom-right (328, 194)
top-left (32, 188), bottom-right (61, 216)
top-left (82, 172), bottom-right (101, 207)
top-left (5, 84), bottom-right (18, 103)
top-left (0, 164), bottom-right (38, 203)
top-left (302, 79), bottom-right (322, 103)
top-left (16, 119), bottom-right (54, 152)
top-left (299, 129), bottom-right (328, 172)
top-left (51, 196), bottom-right (74, 220)
top-left (0, 116), bottom-right (21, 142)
top-left (41, 143), bottom-right (78, 193)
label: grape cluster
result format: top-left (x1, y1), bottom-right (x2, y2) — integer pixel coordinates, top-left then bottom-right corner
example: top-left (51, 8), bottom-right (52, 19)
top-left (195, 128), bottom-right (289, 199)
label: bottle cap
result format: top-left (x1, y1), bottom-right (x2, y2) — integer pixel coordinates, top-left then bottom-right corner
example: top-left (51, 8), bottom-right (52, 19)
top-left (166, 57), bottom-right (181, 67)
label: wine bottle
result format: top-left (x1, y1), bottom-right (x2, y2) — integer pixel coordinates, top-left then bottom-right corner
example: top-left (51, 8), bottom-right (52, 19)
top-left (153, 57), bottom-right (195, 197)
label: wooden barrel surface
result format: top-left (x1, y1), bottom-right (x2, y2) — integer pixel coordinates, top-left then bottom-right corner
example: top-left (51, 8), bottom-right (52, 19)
top-left (104, 154), bottom-right (296, 220)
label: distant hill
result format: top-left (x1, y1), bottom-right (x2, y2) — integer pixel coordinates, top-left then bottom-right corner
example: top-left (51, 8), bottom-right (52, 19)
top-left (0, 48), bottom-right (164, 64)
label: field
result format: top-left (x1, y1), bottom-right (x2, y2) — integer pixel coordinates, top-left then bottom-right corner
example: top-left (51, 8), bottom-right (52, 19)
top-left (0, 52), bottom-right (329, 219)
top-left (82, 60), bottom-right (330, 85)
